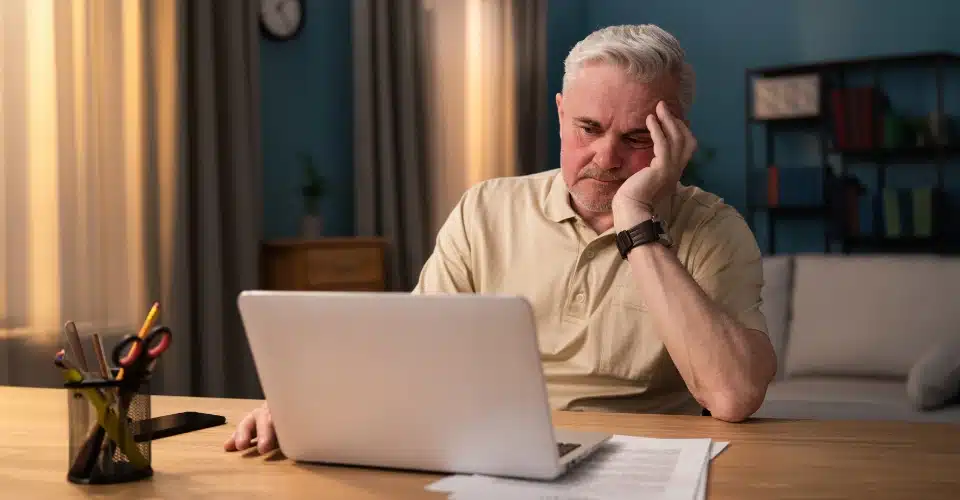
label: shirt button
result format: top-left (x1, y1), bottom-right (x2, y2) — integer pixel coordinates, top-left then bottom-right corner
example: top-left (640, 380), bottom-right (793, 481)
top-left (575, 293), bottom-right (586, 303)
top-left (584, 250), bottom-right (596, 259)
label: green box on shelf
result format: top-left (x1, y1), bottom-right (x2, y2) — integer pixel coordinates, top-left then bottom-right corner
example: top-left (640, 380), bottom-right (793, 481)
top-left (871, 188), bottom-right (940, 238)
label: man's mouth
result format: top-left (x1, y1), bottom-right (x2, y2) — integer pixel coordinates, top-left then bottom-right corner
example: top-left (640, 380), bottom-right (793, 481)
top-left (587, 177), bottom-right (623, 184)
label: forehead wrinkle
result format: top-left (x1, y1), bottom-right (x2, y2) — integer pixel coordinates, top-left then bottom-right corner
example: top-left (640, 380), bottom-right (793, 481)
top-left (573, 98), bottom-right (651, 135)
top-left (565, 65), bottom-right (671, 133)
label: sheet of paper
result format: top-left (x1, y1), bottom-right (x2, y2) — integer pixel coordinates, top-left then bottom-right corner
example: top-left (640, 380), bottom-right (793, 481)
top-left (693, 442), bottom-right (729, 500)
top-left (708, 441), bottom-right (729, 460)
top-left (428, 435), bottom-right (715, 500)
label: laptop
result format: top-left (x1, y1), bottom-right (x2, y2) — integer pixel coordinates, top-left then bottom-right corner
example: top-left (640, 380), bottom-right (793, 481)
top-left (236, 290), bottom-right (611, 480)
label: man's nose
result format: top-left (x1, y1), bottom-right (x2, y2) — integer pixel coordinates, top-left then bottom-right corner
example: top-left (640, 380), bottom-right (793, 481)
top-left (591, 134), bottom-right (621, 169)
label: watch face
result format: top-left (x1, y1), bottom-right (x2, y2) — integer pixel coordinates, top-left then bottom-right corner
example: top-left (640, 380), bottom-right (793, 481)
top-left (659, 231), bottom-right (673, 247)
top-left (651, 219), bottom-right (672, 247)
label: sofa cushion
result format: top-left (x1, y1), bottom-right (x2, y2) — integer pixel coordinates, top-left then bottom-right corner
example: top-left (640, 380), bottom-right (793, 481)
top-left (754, 376), bottom-right (960, 423)
top-left (760, 256), bottom-right (793, 380)
top-left (784, 255), bottom-right (960, 378)
top-left (907, 337), bottom-right (960, 410)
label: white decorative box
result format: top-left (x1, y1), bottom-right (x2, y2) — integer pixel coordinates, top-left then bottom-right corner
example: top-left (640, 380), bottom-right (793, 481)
top-left (752, 74), bottom-right (821, 120)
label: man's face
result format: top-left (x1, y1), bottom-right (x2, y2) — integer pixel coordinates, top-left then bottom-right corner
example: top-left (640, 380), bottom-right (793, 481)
top-left (556, 63), bottom-right (682, 213)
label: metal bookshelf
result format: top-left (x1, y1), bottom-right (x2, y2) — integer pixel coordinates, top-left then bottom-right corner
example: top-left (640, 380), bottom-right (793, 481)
top-left (744, 51), bottom-right (960, 255)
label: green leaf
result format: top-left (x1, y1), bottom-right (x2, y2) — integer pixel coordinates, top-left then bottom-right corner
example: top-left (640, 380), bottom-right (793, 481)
top-left (298, 152), bottom-right (326, 199)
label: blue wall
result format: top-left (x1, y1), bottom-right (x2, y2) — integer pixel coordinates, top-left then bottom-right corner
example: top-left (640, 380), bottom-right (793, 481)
top-left (259, 0), bottom-right (960, 249)
top-left (260, 0), bottom-right (354, 240)
top-left (545, 0), bottom-right (590, 175)
top-left (548, 0), bottom-right (960, 254)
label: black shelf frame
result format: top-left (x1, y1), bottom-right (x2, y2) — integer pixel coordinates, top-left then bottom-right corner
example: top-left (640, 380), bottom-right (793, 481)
top-left (745, 51), bottom-right (960, 255)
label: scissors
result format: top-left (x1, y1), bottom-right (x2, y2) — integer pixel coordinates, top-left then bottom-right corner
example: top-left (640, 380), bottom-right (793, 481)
top-left (56, 360), bottom-right (149, 472)
top-left (112, 325), bottom-right (172, 387)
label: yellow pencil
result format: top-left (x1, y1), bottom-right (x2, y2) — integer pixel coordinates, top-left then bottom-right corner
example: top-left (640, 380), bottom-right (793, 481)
top-left (116, 302), bottom-right (160, 381)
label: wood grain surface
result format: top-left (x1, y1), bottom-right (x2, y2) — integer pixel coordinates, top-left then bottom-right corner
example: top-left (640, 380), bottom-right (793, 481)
top-left (1, 385), bottom-right (957, 499)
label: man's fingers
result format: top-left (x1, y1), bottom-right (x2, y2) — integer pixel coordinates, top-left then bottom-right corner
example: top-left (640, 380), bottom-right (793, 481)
top-left (224, 431), bottom-right (238, 451)
top-left (647, 113), bottom-right (668, 163)
top-left (656, 101), bottom-right (684, 160)
top-left (255, 409), bottom-right (278, 454)
top-left (680, 122), bottom-right (697, 165)
top-left (234, 412), bottom-right (257, 451)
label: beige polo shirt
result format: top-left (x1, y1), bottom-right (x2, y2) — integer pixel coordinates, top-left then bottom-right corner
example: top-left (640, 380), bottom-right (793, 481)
top-left (412, 169), bottom-right (767, 415)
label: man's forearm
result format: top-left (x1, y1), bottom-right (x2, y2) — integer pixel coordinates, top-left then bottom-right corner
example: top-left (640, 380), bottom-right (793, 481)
top-left (625, 242), bottom-right (776, 422)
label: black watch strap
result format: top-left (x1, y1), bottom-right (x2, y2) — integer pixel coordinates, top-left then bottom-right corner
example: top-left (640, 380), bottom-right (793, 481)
top-left (615, 218), bottom-right (668, 259)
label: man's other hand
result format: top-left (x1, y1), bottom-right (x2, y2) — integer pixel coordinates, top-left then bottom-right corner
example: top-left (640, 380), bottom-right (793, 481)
top-left (224, 402), bottom-right (278, 454)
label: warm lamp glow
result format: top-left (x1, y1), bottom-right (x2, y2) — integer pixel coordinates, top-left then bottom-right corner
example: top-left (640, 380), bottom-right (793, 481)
top-left (122, 0), bottom-right (147, 313)
top-left (423, 0), bottom-right (520, 236)
top-left (26, 0), bottom-right (62, 332)
top-left (464, 0), bottom-right (517, 189)
top-left (1, 0), bottom-right (161, 337)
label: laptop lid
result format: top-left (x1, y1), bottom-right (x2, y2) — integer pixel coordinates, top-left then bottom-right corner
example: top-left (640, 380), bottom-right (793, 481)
top-left (237, 290), bottom-right (565, 479)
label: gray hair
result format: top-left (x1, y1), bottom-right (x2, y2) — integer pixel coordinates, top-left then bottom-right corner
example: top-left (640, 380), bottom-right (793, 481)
top-left (562, 24), bottom-right (695, 116)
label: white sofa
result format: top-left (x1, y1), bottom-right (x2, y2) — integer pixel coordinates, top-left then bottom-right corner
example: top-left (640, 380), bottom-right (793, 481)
top-left (754, 254), bottom-right (960, 424)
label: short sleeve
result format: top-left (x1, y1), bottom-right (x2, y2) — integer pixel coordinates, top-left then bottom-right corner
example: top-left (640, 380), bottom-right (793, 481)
top-left (685, 210), bottom-right (768, 335)
top-left (411, 190), bottom-right (477, 294)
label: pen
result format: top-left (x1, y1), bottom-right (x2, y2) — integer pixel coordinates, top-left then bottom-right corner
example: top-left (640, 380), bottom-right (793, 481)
top-left (91, 333), bottom-right (111, 379)
top-left (55, 349), bottom-right (77, 372)
top-left (63, 321), bottom-right (89, 373)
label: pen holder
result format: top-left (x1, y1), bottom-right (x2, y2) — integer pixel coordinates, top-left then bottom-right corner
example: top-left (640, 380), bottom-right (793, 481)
top-left (65, 370), bottom-right (153, 485)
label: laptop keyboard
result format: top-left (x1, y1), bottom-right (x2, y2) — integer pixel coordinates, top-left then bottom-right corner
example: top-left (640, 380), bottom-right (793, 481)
top-left (557, 442), bottom-right (581, 457)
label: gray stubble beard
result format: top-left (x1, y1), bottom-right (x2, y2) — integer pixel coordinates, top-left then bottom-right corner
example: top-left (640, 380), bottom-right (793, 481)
top-left (569, 188), bottom-right (614, 214)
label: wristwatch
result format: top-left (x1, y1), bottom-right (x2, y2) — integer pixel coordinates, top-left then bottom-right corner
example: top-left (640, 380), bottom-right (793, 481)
top-left (615, 217), bottom-right (672, 259)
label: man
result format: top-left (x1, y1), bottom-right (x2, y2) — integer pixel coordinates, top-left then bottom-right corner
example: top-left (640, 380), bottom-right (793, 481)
top-left (225, 24), bottom-right (777, 455)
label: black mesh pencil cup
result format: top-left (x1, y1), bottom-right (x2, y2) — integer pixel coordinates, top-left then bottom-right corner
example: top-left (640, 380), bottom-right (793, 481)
top-left (59, 322), bottom-right (227, 484)
top-left (65, 370), bottom-right (153, 484)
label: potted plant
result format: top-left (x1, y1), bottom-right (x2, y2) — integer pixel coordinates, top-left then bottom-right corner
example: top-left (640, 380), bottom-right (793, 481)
top-left (299, 152), bottom-right (327, 238)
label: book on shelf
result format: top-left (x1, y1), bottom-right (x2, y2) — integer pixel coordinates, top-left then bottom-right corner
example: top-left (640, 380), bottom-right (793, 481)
top-left (830, 86), bottom-right (954, 151)
top-left (831, 87), bottom-right (881, 150)
top-left (856, 187), bottom-right (940, 238)
top-left (756, 165), bottom-right (832, 208)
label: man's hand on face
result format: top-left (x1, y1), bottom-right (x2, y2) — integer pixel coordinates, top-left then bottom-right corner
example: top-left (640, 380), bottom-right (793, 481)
top-left (612, 100), bottom-right (697, 230)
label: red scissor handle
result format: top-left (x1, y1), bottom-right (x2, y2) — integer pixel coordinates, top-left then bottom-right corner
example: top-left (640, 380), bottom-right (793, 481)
top-left (114, 325), bottom-right (172, 369)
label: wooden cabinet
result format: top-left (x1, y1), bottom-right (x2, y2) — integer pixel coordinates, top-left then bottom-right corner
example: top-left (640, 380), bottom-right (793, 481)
top-left (261, 238), bottom-right (388, 291)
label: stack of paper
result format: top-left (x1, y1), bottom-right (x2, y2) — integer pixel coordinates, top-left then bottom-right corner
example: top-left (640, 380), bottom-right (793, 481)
top-left (426, 435), bottom-right (729, 500)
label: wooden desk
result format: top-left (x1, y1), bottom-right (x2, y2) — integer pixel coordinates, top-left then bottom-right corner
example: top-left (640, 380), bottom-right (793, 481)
top-left (261, 238), bottom-right (388, 292)
top-left (2, 385), bottom-right (958, 499)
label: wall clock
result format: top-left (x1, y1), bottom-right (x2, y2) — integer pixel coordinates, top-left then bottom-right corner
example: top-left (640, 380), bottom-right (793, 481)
top-left (259, 0), bottom-right (304, 41)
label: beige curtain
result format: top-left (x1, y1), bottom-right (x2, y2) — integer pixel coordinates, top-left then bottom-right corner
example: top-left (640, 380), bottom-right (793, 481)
top-left (353, 0), bottom-right (433, 291)
top-left (421, 0), bottom-right (544, 236)
top-left (512, 0), bottom-right (548, 176)
top-left (0, 0), bottom-right (263, 399)
top-left (353, 0), bottom-right (548, 286)
top-left (154, 0), bottom-right (263, 398)
top-left (0, 0), bottom-right (157, 386)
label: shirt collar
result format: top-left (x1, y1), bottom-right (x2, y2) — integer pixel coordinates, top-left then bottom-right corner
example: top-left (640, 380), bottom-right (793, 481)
top-left (543, 171), bottom-right (578, 223)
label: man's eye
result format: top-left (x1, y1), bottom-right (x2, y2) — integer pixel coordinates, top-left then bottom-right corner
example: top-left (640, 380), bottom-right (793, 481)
top-left (625, 136), bottom-right (652, 148)
top-left (579, 125), bottom-right (600, 135)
